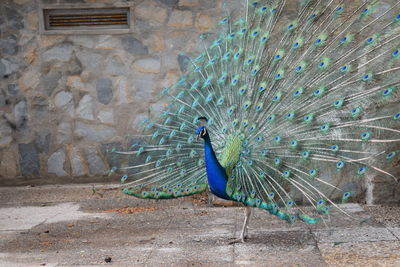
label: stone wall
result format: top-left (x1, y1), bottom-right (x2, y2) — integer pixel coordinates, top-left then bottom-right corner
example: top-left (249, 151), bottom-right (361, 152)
top-left (0, 0), bottom-right (224, 185)
top-left (0, 0), bottom-right (399, 204)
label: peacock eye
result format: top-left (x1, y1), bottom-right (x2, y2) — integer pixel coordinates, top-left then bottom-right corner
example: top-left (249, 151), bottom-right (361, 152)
top-left (201, 128), bottom-right (207, 136)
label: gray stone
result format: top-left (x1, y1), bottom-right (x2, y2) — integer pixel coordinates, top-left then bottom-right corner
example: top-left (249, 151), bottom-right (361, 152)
top-left (177, 54), bottom-right (190, 73)
top-left (101, 142), bottom-right (123, 169)
top-left (0, 35), bottom-right (18, 55)
top-left (5, 7), bottom-right (24, 30)
top-left (0, 61), bottom-right (6, 78)
top-left (18, 143), bottom-right (40, 176)
top-left (96, 78), bottom-right (113, 105)
top-left (7, 84), bottom-right (19, 96)
top-left (67, 56), bottom-right (83, 75)
top-left (121, 36), bottom-right (148, 55)
top-left (68, 35), bottom-right (97, 48)
top-left (42, 43), bottom-right (73, 62)
top-left (97, 109), bottom-right (114, 124)
top-left (157, 0), bottom-right (178, 7)
top-left (69, 147), bottom-right (86, 177)
top-left (75, 50), bottom-right (104, 71)
top-left (32, 95), bottom-right (49, 119)
top-left (57, 121), bottom-right (72, 145)
top-left (1, 58), bottom-right (18, 76)
top-left (0, 118), bottom-right (13, 146)
top-left (133, 57), bottom-right (161, 73)
top-left (75, 122), bottom-right (117, 142)
top-left (47, 149), bottom-right (67, 176)
top-left (76, 94), bottom-right (95, 120)
top-left (133, 74), bottom-right (157, 101)
top-left (105, 56), bottom-right (127, 76)
top-left (373, 182), bottom-right (397, 204)
top-left (14, 101), bottom-right (27, 128)
top-left (0, 90), bottom-right (6, 107)
top-left (54, 91), bottom-right (73, 108)
top-left (161, 52), bottom-right (178, 70)
top-left (39, 70), bottom-right (62, 96)
top-left (84, 147), bottom-right (107, 175)
top-left (34, 132), bottom-right (51, 154)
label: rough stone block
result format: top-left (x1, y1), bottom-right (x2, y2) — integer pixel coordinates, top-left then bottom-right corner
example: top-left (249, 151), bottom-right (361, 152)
top-left (373, 182), bottom-right (397, 204)
top-left (38, 70), bottom-right (62, 96)
top-left (115, 77), bottom-right (131, 104)
top-left (7, 84), bottom-right (20, 96)
top-left (23, 47), bottom-right (37, 64)
top-left (66, 76), bottom-right (86, 91)
top-left (13, 100), bottom-right (27, 128)
top-left (75, 122), bottom-right (117, 142)
top-left (132, 74), bottom-right (157, 102)
top-left (105, 56), bottom-right (128, 76)
top-left (168, 10), bottom-right (193, 27)
top-left (0, 35), bottom-right (18, 55)
top-left (18, 69), bottom-right (40, 91)
top-left (25, 10), bottom-right (38, 31)
top-left (157, 0), bottom-right (178, 7)
top-left (84, 147), bottom-right (108, 176)
top-left (76, 94), bottom-right (95, 121)
top-left (18, 143), bottom-right (40, 176)
top-left (42, 43), bottom-right (73, 62)
top-left (54, 91), bottom-right (73, 109)
top-left (1, 58), bottom-right (18, 76)
top-left (47, 149), bottom-right (67, 177)
top-left (195, 13), bottom-right (214, 31)
top-left (75, 50), bottom-right (104, 71)
top-left (39, 35), bottom-right (66, 48)
top-left (5, 7), bottom-right (24, 30)
top-left (95, 36), bottom-right (120, 50)
top-left (68, 36), bottom-right (97, 49)
top-left (121, 36), bottom-right (148, 55)
top-left (34, 132), bottom-right (51, 154)
top-left (67, 146), bottom-right (87, 177)
top-left (96, 78), bottom-right (113, 105)
top-left (67, 56), bottom-right (83, 75)
top-left (97, 109), bottom-right (114, 124)
top-left (101, 142), bottom-right (123, 169)
top-left (57, 121), bottom-right (72, 145)
top-left (146, 32), bottom-right (165, 52)
top-left (178, 0), bottom-right (199, 7)
top-left (134, 1), bottom-right (168, 27)
top-left (177, 54), bottom-right (190, 73)
top-left (133, 58), bottom-right (161, 73)
top-left (0, 150), bottom-right (18, 178)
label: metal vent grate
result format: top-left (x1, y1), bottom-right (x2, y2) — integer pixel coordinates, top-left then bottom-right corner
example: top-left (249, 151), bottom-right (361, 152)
top-left (43, 8), bottom-right (130, 31)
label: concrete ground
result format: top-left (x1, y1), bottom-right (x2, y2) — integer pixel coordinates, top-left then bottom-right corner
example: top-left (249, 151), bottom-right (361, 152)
top-left (0, 185), bottom-right (400, 267)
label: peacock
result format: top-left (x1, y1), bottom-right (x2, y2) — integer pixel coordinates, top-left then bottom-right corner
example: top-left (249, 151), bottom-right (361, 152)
top-left (108, 0), bottom-right (400, 243)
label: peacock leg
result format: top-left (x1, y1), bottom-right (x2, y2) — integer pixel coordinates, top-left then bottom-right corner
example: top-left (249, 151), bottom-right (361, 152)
top-left (229, 206), bottom-right (252, 244)
top-left (240, 206), bottom-right (252, 241)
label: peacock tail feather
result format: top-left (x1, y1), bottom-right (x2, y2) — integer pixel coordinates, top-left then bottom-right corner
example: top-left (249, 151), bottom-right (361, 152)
top-left (111, 0), bottom-right (400, 224)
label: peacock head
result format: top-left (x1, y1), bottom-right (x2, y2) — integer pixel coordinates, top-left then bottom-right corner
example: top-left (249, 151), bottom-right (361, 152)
top-left (196, 116), bottom-right (209, 141)
top-left (196, 126), bottom-right (208, 140)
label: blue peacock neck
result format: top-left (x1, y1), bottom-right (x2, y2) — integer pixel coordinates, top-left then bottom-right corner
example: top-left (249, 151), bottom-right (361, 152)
top-left (202, 134), bottom-right (230, 200)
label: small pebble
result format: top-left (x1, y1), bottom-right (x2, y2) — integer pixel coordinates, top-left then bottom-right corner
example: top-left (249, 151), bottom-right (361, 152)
top-left (105, 257), bottom-right (112, 263)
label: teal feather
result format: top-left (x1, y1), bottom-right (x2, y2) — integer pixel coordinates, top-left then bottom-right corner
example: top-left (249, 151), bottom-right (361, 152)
top-left (108, 0), bottom-right (400, 233)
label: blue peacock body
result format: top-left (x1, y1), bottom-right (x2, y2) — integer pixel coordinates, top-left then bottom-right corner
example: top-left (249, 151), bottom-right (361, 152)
top-left (113, 0), bottom-right (400, 240)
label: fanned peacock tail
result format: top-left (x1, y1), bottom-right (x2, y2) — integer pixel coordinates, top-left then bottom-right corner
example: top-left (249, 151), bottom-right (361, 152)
top-left (110, 0), bottom-right (400, 224)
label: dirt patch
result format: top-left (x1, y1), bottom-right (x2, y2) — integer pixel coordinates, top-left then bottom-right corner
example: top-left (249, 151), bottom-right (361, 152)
top-left (103, 206), bottom-right (157, 214)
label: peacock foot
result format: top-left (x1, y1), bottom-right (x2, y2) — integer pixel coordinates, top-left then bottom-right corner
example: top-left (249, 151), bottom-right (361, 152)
top-left (228, 235), bottom-right (248, 244)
